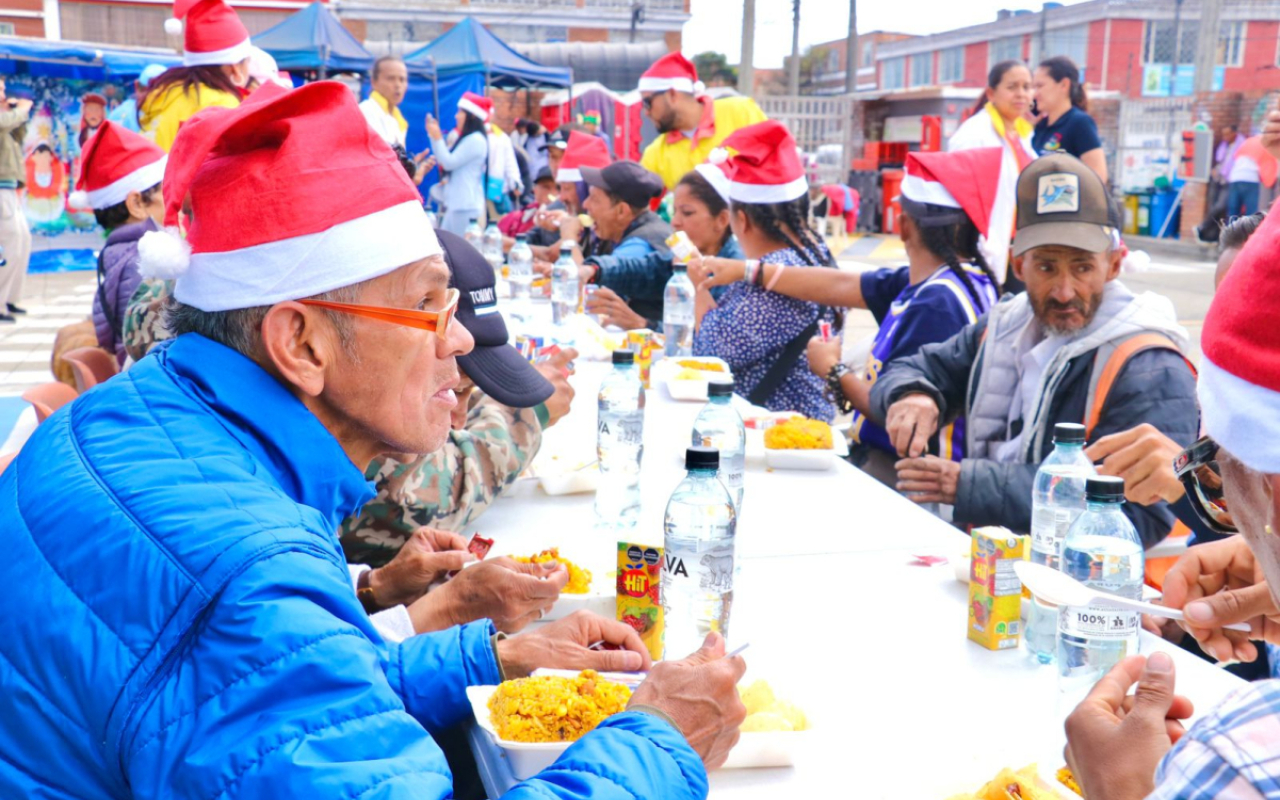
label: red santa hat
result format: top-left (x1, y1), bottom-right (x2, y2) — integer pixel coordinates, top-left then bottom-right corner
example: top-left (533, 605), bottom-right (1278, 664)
top-left (900, 147), bottom-right (1010, 239)
top-left (638, 52), bottom-right (705, 95)
top-left (70, 121), bottom-right (167, 210)
top-left (1199, 208), bottom-right (1280, 473)
top-left (457, 91), bottom-right (492, 122)
top-left (165, 0), bottom-right (252, 68)
top-left (137, 81), bottom-right (441, 313)
top-left (556, 130), bottom-right (612, 183)
top-left (712, 120), bottom-right (807, 204)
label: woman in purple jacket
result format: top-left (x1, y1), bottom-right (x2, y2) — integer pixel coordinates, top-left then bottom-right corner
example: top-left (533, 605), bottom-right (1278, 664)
top-left (75, 121), bottom-right (167, 366)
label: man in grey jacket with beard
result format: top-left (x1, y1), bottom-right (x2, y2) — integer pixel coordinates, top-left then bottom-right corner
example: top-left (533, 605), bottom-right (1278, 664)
top-left (870, 154), bottom-right (1198, 549)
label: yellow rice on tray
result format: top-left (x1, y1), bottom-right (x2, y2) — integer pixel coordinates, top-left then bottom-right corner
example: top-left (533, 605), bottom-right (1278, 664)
top-left (488, 670), bottom-right (632, 743)
top-left (763, 418), bottom-right (833, 450)
top-left (514, 548), bottom-right (592, 594)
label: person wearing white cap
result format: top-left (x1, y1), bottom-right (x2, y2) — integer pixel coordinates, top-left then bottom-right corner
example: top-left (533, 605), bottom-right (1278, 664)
top-left (0, 80), bottom-right (747, 800)
top-left (139, 0), bottom-right (251, 151)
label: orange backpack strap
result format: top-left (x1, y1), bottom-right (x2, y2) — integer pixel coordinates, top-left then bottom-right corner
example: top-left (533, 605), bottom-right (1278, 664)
top-left (1084, 333), bottom-right (1198, 441)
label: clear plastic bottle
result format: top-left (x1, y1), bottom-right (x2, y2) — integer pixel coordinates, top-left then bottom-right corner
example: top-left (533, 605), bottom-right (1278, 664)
top-left (691, 379), bottom-right (745, 512)
top-left (595, 349), bottom-right (645, 528)
top-left (463, 218), bottom-right (482, 250)
top-left (1057, 476), bottom-right (1144, 694)
top-left (482, 222), bottom-right (504, 278)
top-left (662, 446), bottom-right (737, 659)
top-left (662, 264), bottom-right (695, 357)
top-left (552, 241), bottom-right (579, 327)
top-left (508, 234), bottom-right (533, 303)
top-left (1026, 422), bottom-right (1096, 664)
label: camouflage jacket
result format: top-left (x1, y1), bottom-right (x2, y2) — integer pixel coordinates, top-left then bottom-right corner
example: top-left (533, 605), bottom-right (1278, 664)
top-left (122, 278), bottom-right (548, 568)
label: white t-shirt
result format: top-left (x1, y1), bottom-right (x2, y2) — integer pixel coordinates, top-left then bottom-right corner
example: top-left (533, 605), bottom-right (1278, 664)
top-left (1228, 154), bottom-right (1261, 185)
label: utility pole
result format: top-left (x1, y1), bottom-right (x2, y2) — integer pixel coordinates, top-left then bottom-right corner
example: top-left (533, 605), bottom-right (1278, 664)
top-left (1193, 0), bottom-right (1223, 95)
top-left (843, 0), bottom-right (858, 93)
top-left (738, 0), bottom-right (755, 96)
top-left (787, 0), bottom-right (801, 95)
top-left (1170, 0), bottom-right (1184, 94)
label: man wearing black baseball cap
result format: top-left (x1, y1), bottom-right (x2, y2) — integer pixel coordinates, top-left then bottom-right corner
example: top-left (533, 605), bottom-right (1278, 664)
top-left (342, 229), bottom-right (577, 568)
top-left (871, 153), bottom-right (1200, 549)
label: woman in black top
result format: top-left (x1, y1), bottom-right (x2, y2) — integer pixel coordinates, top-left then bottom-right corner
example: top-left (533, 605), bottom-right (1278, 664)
top-left (1032, 56), bottom-right (1108, 185)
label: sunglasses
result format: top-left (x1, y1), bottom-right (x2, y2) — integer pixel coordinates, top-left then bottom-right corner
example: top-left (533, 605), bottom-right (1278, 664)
top-left (1173, 436), bottom-right (1236, 534)
top-left (299, 287), bottom-right (460, 336)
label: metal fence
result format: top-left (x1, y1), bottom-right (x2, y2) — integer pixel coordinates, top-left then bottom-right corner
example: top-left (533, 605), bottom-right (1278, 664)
top-left (1114, 96), bottom-right (1195, 192)
top-left (760, 94), bottom-right (855, 187)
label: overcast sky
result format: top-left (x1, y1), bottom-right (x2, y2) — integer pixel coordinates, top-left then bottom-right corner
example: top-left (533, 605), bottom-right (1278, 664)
top-left (682, 0), bottom-right (1090, 68)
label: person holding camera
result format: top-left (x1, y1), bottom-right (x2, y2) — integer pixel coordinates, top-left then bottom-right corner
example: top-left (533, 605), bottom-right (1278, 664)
top-left (0, 76), bottom-right (32, 322)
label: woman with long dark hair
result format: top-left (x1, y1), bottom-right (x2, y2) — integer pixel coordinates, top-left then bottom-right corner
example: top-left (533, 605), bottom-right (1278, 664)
top-left (427, 92), bottom-right (490, 235)
top-left (946, 60), bottom-right (1035, 286)
top-left (1033, 56), bottom-right (1107, 184)
top-left (139, 0), bottom-right (251, 151)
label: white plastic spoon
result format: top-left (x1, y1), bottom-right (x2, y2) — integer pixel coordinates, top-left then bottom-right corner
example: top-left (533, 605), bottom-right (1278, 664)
top-left (1014, 561), bottom-right (1250, 632)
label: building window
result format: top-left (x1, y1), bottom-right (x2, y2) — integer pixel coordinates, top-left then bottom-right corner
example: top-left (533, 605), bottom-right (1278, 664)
top-left (1217, 21), bottom-right (1245, 67)
top-left (860, 43), bottom-right (874, 69)
top-left (1143, 19), bottom-right (1196, 64)
top-left (908, 52), bottom-right (933, 87)
top-left (989, 36), bottom-right (1022, 67)
top-left (0, 22), bottom-right (13, 35)
top-left (1041, 23), bottom-right (1088, 74)
top-left (881, 56), bottom-right (905, 90)
top-left (938, 46), bottom-right (963, 83)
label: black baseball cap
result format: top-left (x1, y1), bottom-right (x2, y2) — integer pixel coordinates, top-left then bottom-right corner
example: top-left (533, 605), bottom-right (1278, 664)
top-left (542, 127), bottom-right (572, 151)
top-left (438, 229), bottom-right (554, 409)
top-left (580, 161), bottom-right (664, 209)
top-left (1012, 153), bottom-right (1120, 257)
top-left (534, 166), bottom-right (555, 184)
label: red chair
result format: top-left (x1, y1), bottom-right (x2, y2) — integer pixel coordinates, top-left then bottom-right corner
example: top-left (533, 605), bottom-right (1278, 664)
top-left (21, 382), bottom-right (79, 424)
top-left (62, 347), bottom-right (119, 393)
top-left (0, 451), bottom-right (15, 475)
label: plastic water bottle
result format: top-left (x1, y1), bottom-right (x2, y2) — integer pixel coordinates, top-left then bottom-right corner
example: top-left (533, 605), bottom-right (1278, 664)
top-left (464, 218), bottom-right (482, 250)
top-left (1026, 422), bottom-right (1096, 664)
top-left (691, 379), bottom-right (745, 512)
top-left (662, 264), bottom-right (695, 357)
top-left (595, 349), bottom-right (645, 528)
top-left (1057, 476), bottom-right (1144, 695)
top-left (663, 446), bottom-right (737, 658)
top-left (508, 234), bottom-right (533, 301)
top-left (552, 241), bottom-right (579, 327)
top-left (482, 222), bottom-right (504, 278)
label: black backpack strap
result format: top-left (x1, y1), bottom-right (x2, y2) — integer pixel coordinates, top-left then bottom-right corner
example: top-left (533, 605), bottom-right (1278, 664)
top-left (746, 313), bottom-right (823, 408)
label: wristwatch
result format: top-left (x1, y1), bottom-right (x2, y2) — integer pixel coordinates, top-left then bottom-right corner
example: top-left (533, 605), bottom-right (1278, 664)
top-left (826, 363), bottom-right (855, 414)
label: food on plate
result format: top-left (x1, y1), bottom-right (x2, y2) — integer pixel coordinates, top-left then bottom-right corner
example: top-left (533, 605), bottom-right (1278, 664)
top-left (1056, 767), bottom-right (1083, 797)
top-left (763, 417), bottom-right (833, 450)
top-left (617, 541), bottom-right (664, 660)
top-left (946, 764), bottom-right (1061, 800)
top-left (514, 548), bottom-right (592, 594)
top-left (736, 679), bottom-right (808, 732)
top-left (675, 359), bottom-right (726, 373)
top-left (488, 669), bottom-right (631, 743)
top-left (674, 368), bottom-right (710, 381)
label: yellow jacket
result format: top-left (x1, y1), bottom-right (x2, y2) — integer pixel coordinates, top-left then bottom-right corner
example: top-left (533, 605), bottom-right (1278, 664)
top-left (640, 95), bottom-right (767, 189)
top-left (139, 83), bottom-right (241, 152)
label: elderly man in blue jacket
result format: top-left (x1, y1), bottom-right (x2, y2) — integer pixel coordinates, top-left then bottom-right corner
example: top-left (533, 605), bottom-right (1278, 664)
top-left (0, 82), bottom-right (745, 799)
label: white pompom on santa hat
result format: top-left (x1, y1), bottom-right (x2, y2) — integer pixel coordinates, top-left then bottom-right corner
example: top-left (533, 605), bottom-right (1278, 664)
top-left (72, 120), bottom-right (167, 211)
top-left (555, 130), bottom-right (612, 183)
top-left (1198, 208), bottom-right (1280, 473)
top-left (637, 52), bottom-right (706, 96)
top-left (138, 80), bottom-right (441, 312)
top-left (168, 0), bottom-right (252, 68)
top-left (457, 91), bottom-right (492, 122)
top-left (900, 147), bottom-right (1009, 240)
top-left (718, 120), bottom-right (808, 204)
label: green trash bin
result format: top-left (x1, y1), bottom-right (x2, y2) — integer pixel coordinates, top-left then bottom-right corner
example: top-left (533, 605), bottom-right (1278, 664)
top-left (1135, 191), bottom-right (1153, 236)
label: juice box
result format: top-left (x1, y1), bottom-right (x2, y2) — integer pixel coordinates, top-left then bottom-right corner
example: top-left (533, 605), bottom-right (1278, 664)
top-left (617, 541), bottom-right (664, 661)
top-left (967, 526), bottom-right (1026, 650)
top-left (665, 230), bottom-right (701, 265)
top-left (625, 329), bottom-right (662, 388)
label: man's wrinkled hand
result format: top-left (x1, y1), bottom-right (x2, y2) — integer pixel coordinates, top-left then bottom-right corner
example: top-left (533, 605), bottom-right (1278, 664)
top-left (1086, 424), bottom-right (1185, 505)
top-left (1262, 103), bottom-right (1280, 161)
top-left (535, 347), bottom-right (577, 426)
top-left (586, 286), bottom-right (646, 330)
top-left (895, 455), bottom-right (960, 505)
top-left (884, 392), bottom-right (939, 457)
top-left (433, 557), bottom-right (569, 633)
top-left (497, 610), bottom-right (651, 676)
top-left (628, 632), bottom-right (747, 769)
top-left (369, 527), bottom-right (472, 608)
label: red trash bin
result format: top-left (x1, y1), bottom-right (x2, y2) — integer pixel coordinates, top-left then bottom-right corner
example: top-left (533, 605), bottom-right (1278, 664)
top-left (881, 169), bottom-right (904, 234)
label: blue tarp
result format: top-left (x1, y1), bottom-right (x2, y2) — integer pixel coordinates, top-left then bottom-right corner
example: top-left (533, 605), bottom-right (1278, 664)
top-left (402, 18), bottom-right (570, 89)
top-left (0, 37), bottom-right (178, 81)
top-left (252, 2), bottom-right (374, 74)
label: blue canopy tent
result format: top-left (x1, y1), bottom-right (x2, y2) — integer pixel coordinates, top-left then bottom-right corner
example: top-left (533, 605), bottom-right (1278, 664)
top-left (0, 37), bottom-right (179, 81)
top-left (252, 2), bottom-right (374, 78)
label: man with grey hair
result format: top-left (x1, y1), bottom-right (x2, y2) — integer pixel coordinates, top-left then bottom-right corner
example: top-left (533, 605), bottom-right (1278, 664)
top-left (0, 82), bottom-right (747, 799)
top-left (870, 153), bottom-right (1199, 548)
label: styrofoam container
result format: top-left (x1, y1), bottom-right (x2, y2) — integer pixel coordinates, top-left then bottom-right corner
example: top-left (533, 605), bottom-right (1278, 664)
top-left (542, 588), bottom-right (614, 621)
top-left (652, 356), bottom-right (732, 402)
top-left (763, 434), bottom-right (849, 471)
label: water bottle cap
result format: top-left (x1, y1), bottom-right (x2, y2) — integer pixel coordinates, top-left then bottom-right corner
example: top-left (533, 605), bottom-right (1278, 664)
top-left (469, 218), bottom-right (478, 224)
top-left (707, 379), bottom-right (734, 397)
top-left (612, 349), bottom-right (635, 365)
top-left (560, 241), bottom-right (575, 251)
top-left (685, 446), bottom-right (719, 470)
top-left (515, 233), bottom-right (527, 242)
top-left (1085, 476), bottom-right (1125, 502)
top-left (1053, 422), bottom-right (1086, 445)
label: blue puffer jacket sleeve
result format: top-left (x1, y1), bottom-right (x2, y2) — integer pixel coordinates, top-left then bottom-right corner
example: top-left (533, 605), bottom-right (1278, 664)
top-left (387, 618), bottom-right (501, 734)
top-left (591, 248), bottom-right (672, 301)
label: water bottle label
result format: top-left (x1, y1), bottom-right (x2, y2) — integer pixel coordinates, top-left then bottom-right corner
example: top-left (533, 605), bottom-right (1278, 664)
top-left (1058, 604), bottom-right (1139, 640)
top-left (724, 470), bottom-right (744, 489)
top-left (1030, 506), bottom-right (1076, 556)
top-left (599, 415), bottom-right (644, 446)
top-left (665, 310), bottom-right (695, 326)
top-left (664, 544), bottom-right (734, 593)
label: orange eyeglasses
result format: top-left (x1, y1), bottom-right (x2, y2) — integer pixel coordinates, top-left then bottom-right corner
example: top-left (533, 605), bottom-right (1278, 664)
top-left (299, 288), bottom-right (460, 336)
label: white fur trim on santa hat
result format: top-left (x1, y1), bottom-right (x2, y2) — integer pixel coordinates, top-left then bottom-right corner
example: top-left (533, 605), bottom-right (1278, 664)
top-left (638, 76), bottom-right (705, 95)
top-left (85, 155), bottom-right (167, 210)
top-left (1198, 356), bottom-right (1280, 474)
top-left (173, 200), bottom-right (441, 312)
top-left (457, 97), bottom-right (489, 121)
top-left (556, 167), bottom-right (582, 183)
top-left (184, 36), bottom-right (252, 67)
top-left (728, 174), bottom-right (809, 204)
top-left (694, 163), bottom-right (731, 204)
top-left (901, 172), bottom-right (960, 208)
top-left (138, 227), bottom-right (193, 280)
